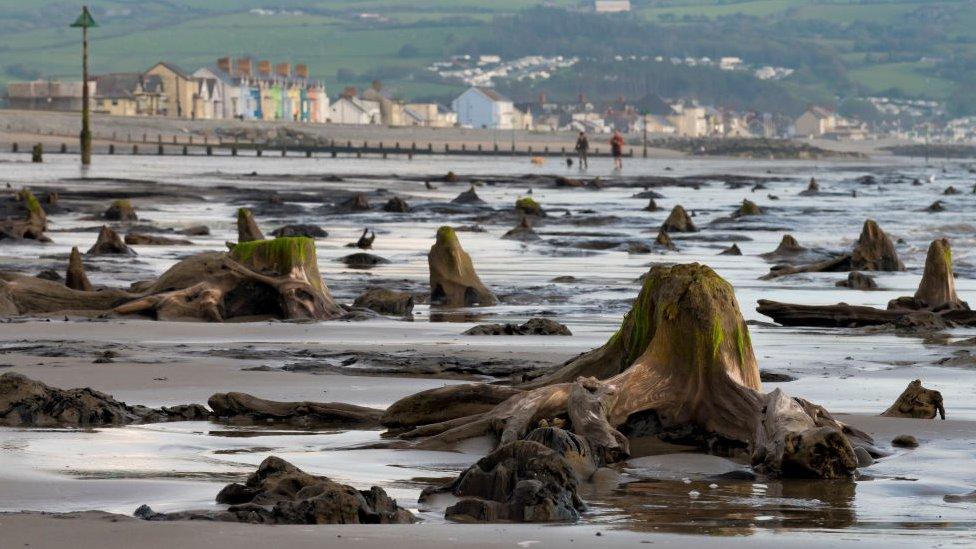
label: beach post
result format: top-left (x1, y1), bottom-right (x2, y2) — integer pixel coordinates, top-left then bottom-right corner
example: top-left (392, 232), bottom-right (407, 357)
top-left (70, 6), bottom-right (97, 165)
top-left (11, 143), bottom-right (17, 153)
top-left (108, 144), bottom-right (114, 155)
top-left (132, 144), bottom-right (138, 155)
top-left (60, 143), bottom-right (67, 154)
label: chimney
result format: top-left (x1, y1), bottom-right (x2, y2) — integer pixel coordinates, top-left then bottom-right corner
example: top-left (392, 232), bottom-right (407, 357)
top-left (217, 57), bottom-right (231, 73)
top-left (235, 58), bottom-right (252, 77)
top-left (538, 92), bottom-right (547, 104)
top-left (275, 62), bottom-right (291, 78)
top-left (295, 64), bottom-right (309, 79)
top-left (258, 60), bottom-right (272, 77)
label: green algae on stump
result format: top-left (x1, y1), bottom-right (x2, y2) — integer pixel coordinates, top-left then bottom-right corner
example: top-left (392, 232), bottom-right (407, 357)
top-left (104, 199), bottom-right (137, 221)
top-left (906, 238), bottom-right (966, 310)
top-left (0, 188), bottom-right (49, 242)
top-left (236, 207), bottom-right (264, 243)
top-left (428, 226), bottom-right (497, 307)
top-left (515, 197), bottom-right (545, 217)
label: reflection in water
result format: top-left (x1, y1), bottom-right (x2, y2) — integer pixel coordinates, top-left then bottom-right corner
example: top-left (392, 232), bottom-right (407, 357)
top-left (588, 478), bottom-right (856, 535)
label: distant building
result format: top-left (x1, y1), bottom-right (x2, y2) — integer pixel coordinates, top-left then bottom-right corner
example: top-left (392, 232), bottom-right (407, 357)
top-left (4, 80), bottom-right (92, 112)
top-left (452, 86), bottom-right (521, 129)
top-left (330, 95), bottom-right (381, 125)
top-left (668, 102), bottom-right (709, 137)
top-left (92, 73), bottom-right (164, 117)
top-left (362, 86), bottom-right (404, 126)
top-left (404, 103), bottom-right (457, 127)
top-left (145, 62), bottom-right (197, 118)
top-left (795, 106), bottom-right (837, 137)
top-left (592, 1), bottom-right (631, 13)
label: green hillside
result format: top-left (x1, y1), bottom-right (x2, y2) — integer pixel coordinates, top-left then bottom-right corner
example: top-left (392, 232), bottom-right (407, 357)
top-left (1, 1), bottom-right (975, 114)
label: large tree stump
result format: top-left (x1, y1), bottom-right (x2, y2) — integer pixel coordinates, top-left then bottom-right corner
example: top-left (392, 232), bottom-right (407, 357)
top-left (392, 264), bottom-right (869, 478)
top-left (2, 237), bottom-right (342, 322)
top-left (428, 226), bottom-right (497, 307)
top-left (890, 238), bottom-right (967, 311)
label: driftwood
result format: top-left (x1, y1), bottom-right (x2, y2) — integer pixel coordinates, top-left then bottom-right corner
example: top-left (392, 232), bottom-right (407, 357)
top-left (386, 263), bottom-right (871, 479)
top-left (1, 237), bottom-right (342, 322)
top-left (208, 392), bottom-right (383, 428)
top-left (762, 220), bottom-right (903, 279)
top-left (759, 238), bottom-right (974, 328)
top-left (355, 228), bottom-right (376, 249)
top-left (428, 226), bottom-right (497, 307)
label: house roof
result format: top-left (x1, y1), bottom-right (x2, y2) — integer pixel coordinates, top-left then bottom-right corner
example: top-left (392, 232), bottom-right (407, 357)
top-left (634, 94), bottom-right (677, 116)
top-left (470, 86), bottom-right (511, 103)
top-left (94, 73), bottom-right (143, 99)
top-left (806, 106), bottom-right (835, 119)
top-left (147, 61), bottom-right (192, 80)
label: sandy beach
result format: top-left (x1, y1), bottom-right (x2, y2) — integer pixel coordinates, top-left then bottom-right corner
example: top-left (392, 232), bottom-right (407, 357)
top-left (1, 149), bottom-right (975, 546)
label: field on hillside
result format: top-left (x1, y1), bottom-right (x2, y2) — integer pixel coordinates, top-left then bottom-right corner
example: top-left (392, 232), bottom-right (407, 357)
top-left (1, 1), bottom-right (974, 110)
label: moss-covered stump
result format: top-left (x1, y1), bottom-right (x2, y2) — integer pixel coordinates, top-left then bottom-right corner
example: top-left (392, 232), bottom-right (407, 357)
top-left (732, 199), bottom-right (762, 218)
top-left (881, 380), bottom-right (945, 420)
top-left (515, 197), bottom-right (545, 217)
top-left (111, 237), bottom-right (342, 322)
top-left (393, 264), bottom-right (869, 479)
top-left (237, 207), bottom-right (264, 243)
top-left (65, 247), bottom-right (92, 291)
top-left (0, 189), bottom-right (50, 242)
top-left (889, 238), bottom-right (967, 312)
top-left (428, 226), bottom-right (497, 307)
top-left (104, 199), bottom-right (138, 221)
top-left (661, 205), bottom-right (696, 232)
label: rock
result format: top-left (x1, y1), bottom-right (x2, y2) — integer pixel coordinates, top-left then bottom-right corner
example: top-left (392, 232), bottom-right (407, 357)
top-left (270, 224), bottom-right (328, 238)
top-left (35, 269), bottom-right (62, 282)
top-left (87, 226), bottom-right (136, 255)
top-left (643, 199), bottom-right (659, 212)
top-left (383, 196), bottom-right (410, 213)
top-left (732, 199), bottom-right (762, 218)
top-left (428, 226), bottom-right (497, 307)
top-left (339, 252), bottom-right (390, 269)
top-left (881, 379), bottom-right (945, 420)
top-left (340, 193), bottom-right (371, 212)
top-left (835, 271), bottom-right (877, 290)
top-left (124, 233), bottom-right (194, 246)
top-left (136, 456), bottom-right (413, 525)
top-left (719, 243), bottom-right (742, 256)
top-left (0, 372), bottom-right (206, 427)
top-left (104, 199), bottom-right (138, 221)
top-left (445, 440), bottom-right (584, 523)
top-left (925, 200), bottom-right (945, 213)
top-left (891, 434), bottom-right (918, 448)
top-left (854, 446), bottom-right (874, 467)
top-left (452, 185), bottom-right (485, 205)
top-left (353, 288), bottom-right (415, 316)
top-left (180, 225), bottom-right (210, 236)
top-left (464, 318), bottom-right (572, 336)
top-left (515, 197), bottom-right (544, 217)
top-left (237, 208), bottom-right (264, 243)
top-left (661, 205), bottom-right (696, 232)
top-left (654, 229), bottom-right (678, 251)
top-left (65, 246), bottom-right (93, 291)
top-left (856, 175), bottom-right (877, 185)
top-left (207, 392), bottom-right (383, 428)
top-left (503, 218), bottom-right (540, 241)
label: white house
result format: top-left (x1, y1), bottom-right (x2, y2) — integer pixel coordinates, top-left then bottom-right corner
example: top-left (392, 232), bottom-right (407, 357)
top-left (330, 96), bottom-right (381, 125)
top-left (193, 66), bottom-right (253, 120)
top-left (452, 86), bottom-right (519, 129)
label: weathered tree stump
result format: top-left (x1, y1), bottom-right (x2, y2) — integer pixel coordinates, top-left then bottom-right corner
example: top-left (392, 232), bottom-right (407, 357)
top-left (428, 226), bottom-right (497, 307)
top-left (65, 247), bottom-right (92, 291)
top-left (881, 380), bottom-right (945, 419)
top-left (237, 207), bottom-right (264, 243)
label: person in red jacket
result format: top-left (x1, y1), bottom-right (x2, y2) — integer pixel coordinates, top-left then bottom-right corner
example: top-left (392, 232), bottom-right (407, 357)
top-left (610, 130), bottom-right (625, 170)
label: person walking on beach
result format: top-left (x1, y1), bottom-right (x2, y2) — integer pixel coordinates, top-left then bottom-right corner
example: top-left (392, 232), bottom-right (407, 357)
top-left (610, 130), bottom-right (625, 171)
top-left (574, 131), bottom-right (589, 170)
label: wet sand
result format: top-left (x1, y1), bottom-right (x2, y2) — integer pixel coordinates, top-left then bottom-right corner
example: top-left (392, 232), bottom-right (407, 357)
top-left (2, 151), bottom-right (976, 544)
